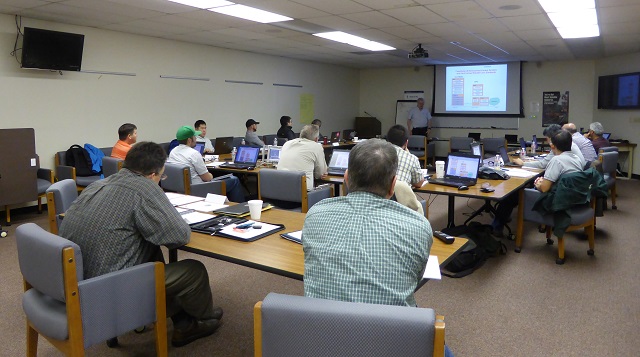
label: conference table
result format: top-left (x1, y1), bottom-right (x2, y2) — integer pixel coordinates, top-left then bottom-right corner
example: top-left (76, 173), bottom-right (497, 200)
top-left (169, 207), bottom-right (468, 282)
top-left (610, 141), bottom-right (637, 179)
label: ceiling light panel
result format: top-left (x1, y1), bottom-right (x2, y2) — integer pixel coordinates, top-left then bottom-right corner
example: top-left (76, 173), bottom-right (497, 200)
top-left (210, 4), bottom-right (293, 23)
top-left (314, 31), bottom-right (395, 51)
top-left (168, 0), bottom-right (234, 9)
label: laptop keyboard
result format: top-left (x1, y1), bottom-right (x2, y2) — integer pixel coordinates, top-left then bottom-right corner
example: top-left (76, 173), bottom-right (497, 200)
top-left (327, 168), bottom-right (346, 176)
top-left (428, 178), bottom-right (473, 188)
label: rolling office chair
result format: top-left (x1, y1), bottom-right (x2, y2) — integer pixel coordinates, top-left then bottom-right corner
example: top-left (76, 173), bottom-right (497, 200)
top-left (254, 292), bottom-right (446, 357)
top-left (599, 151), bottom-right (618, 209)
top-left (161, 162), bottom-right (226, 198)
top-left (16, 223), bottom-right (168, 357)
top-left (258, 170), bottom-right (332, 213)
top-left (449, 137), bottom-right (473, 153)
top-left (263, 134), bottom-right (277, 146)
top-left (482, 138), bottom-right (508, 158)
top-left (46, 179), bottom-right (79, 235)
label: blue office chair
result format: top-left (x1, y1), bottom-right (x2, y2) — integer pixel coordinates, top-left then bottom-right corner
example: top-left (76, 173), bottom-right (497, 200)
top-left (161, 162), bottom-right (226, 198)
top-left (258, 170), bottom-right (332, 213)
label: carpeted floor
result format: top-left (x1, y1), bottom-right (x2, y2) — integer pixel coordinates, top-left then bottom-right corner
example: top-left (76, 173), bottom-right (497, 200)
top-left (1, 179), bottom-right (638, 356)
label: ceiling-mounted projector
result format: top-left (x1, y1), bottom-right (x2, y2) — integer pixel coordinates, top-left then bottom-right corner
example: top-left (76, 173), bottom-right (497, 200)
top-left (408, 44), bottom-right (428, 59)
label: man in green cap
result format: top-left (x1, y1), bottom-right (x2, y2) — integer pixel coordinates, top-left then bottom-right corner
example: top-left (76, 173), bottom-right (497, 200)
top-left (167, 126), bottom-right (245, 202)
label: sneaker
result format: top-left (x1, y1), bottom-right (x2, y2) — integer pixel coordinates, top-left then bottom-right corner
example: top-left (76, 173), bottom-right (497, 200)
top-left (172, 318), bottom-right (221, 347)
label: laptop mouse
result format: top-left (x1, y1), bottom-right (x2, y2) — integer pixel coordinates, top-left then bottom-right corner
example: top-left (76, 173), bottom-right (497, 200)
top-left (458, 185), bottom-right (469, 191)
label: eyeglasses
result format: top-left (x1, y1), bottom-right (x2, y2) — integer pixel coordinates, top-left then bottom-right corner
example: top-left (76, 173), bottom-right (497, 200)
top-left (160, 173), bottom-right (168, 181)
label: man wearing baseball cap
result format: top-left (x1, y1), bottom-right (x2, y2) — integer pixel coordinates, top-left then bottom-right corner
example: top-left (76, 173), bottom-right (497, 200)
top-left (244, 119), bottom-right (265, 147)
top-left (167, 126), bottom-right (245, 202)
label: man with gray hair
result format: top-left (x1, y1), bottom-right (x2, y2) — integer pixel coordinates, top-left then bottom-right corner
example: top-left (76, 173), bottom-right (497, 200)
top-left (563, 123), bottom-right (597, 162)
top-left (584, 121), bottom-right (610, 152)
top-left (277, 124), bottom-right (327, 191)
top-left (512, 124), bottom-right (586, 169)
top-left (302, 139), bottom-right (433, 308)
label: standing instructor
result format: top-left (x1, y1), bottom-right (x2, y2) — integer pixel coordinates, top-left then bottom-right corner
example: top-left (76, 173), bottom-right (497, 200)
top-left (407, 98), bottom-right (432, 137)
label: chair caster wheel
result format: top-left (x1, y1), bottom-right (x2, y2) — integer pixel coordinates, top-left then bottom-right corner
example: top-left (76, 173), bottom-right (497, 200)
top-left (546, 238), bottom-right (554, 245)
top-left (514, 247), bottom-right (521, 253)
top-left (555, 258), bottom-right (565, 265)
top-left (612, 205), bottom-right (617, 210)
top-left (134, 326), bottom-right (147, 333)
top-left (587, 249), bottom-right (594, 256)
top-left (106, 337), bottom-right (119, 348)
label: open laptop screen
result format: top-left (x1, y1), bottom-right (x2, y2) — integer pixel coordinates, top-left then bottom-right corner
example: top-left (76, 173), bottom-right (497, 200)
top-left (194, 142), bottom-right (205, 155)
top-left (234, 145), bottom-right (260, 165)
top-left (470, 142), bottom-right (482, 156)
top-left (445, 153), bottom-right (480, 179)
top-left (214, 136), bottom-right (233, 154)
top-left (602, 132), bottom-right (611, 140)
top-left (268, 146), bottom-right (282, 162)
top-left (328, 150), bottom-right (349, 169)
top-left (330, 131), bottom-right (341, 143)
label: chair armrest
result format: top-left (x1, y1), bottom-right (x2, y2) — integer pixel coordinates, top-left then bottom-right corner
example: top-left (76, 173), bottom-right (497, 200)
top-left (37, 168), bottom-right (54, 183)
top-left (523, 188), bottom-right (547, 224)
top-left (191, 180), bottom-right (225, 198)
top-left (78, 262), bottom-right (164, 348)
top-left (307, 186), bottom-right (332, 209)
top-left (55, 165), bottom-right (76, 181)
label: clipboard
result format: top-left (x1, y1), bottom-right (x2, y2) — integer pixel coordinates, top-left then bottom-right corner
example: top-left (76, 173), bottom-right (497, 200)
top-left (280, 230), bottom-right (302, 244)
top-left (190, 216), bottom-right (284, 242)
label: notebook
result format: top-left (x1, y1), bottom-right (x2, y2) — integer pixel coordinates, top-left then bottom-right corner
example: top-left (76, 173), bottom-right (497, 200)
top-left (327, 149), bottom-right (349, 176)
top-left (219, 145), bottom-right (260, 169)
top-left (428, 152), bottom-right (481, 188)
top-left (267, 146), bottom-right (282, 163)
top-left (214, 136), bottom-right (234, 154)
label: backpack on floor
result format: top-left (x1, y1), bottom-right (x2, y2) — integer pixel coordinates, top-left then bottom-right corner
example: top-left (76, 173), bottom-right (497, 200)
top-left (65, 144), bottom-right (95, 177)
top-left (441, 222), bottom-right (507, 278)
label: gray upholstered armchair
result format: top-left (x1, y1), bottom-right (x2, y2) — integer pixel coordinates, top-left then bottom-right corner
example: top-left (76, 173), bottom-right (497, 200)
top-left (16, 223), bottom-right (168, 356)
top-left (46, 179), bottom-right (78, 234)
top-left (258, 170), bottom-right (332, 213)
top-left (254, 292), bottom-right (446, 357)
top-left (161, 162), bottom-right (226, 198)
top-left (102, 156), bottom-right (123, 178)
top-left (407, 135), bottom-right (435, 167)
top-left (449, 136), bottom-right (473, 153)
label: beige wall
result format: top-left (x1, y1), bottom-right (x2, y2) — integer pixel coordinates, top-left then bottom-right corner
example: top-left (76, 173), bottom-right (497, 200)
top-left (0, 14), bottom-right (360, 169)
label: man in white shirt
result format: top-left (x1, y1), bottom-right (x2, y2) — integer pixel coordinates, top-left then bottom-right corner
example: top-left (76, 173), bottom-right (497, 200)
top-left (277, 124), bottom-right (328, 191)
top-left (167, 126), bottom-right (244, 202)
top-left (407, 98), bottom-right (432, 137)
top-left (563, 123), bottom-right (597, 162)
top-left (194, 120), bottom-right (214, 153)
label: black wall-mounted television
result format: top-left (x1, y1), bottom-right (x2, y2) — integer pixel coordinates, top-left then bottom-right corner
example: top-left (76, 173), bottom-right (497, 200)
top-left (21, 27), bottom-right (84, 71)
top-left (598, 72), bottom-right (640, 110)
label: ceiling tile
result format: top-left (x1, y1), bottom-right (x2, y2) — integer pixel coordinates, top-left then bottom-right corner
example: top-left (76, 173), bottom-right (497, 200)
top-left (459, 18), bottom-right (510, 34)
top-left (381, 5), bottom-right (447, 26)
top-left (342, 10), bottom-right (406, 28)
top-left (426, 0), bottom-right (493, 21)
top-left (514, 28), bottom-right (560, 42)
top-left (475, 0), bottom-right (543, 17)
top-left (499, 13), bottom-right (552, 31)
top-left (290, 0), bottom-right (372, 15)
top-left (303, 15), bottom-right (369, 31)
top-left (598, 4), bottom-right (640, 24)
top-left (351, 0), bottom-right (417, 11)
top-left (380, 25), bottom-right (431, 39)
top-left (240, 0), bottom-right (330, 19)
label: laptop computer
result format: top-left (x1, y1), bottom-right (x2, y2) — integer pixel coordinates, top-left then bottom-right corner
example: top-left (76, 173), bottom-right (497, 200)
top-left (468, 132), bottom-right (481, 141)
top-left (267, 146), bottom-right (282, 163)
top-left (519, 137), bottom-right (535, 156)
top-left (602, 132), bottom-right (611, 140)
top-left (429, 152), bottom-right (481, 188)
top-left (505, 134), bottom-right (518, 144)
top-left (470, 142), bottom-right (482, 156)
top-left (330, 131), bottom-right (341, 143)
top-left (219, 145), bottom-right (260, 169)
top-left (327, 149), bottom-right (349, 176)
top-left (194, 142), bottom-right (205, 155)
top-left (342, 129), bottom-right (356, 141)
top-left (499, 146), bottom-right (520, 167)
top-left (214, 136), bottom-right (234, 154)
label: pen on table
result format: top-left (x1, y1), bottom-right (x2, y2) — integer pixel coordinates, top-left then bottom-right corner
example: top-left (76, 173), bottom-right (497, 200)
top-left (235, 222), bottom-right (255, 229)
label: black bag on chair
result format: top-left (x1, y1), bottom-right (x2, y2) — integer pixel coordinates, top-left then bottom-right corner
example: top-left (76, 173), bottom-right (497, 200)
top-left (65, 144), bottom-right (94, 177)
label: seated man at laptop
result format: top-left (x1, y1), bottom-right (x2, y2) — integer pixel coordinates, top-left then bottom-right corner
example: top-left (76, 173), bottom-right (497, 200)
top-left (277, 115), bottom-right (296, 141)
top-left (244, 118), bottom-right (265, 147)
top-left (512, 124), bottom-right (586, 169)
top-left (194, 119), bottom-right (215, 154)
top-left (386, 124), bottom-right (424, 188)
top-left (584, 121), bottom-right (611, 152)
top-left (563, 123), bottom-right (597, 162)
top-left (59, 142), bottom-right (223, 348)
top-left (167, 126), bottom-right (245, 202)
top-left (111, 123), bottom-right (137, 159)
top-left (301, 139), bottom-right (448, 353)
top-left (277, 124), bottom-right (327, 191)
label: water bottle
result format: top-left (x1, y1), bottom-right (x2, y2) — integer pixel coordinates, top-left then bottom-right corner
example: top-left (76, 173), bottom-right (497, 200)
top-left (241, 138), bottom-right (245, 146)
top-left (495, 154), bottom-right (501, 168)
top-left (231, 147), bottom-right (236, 162)
top-left (273, 137), bottom-right (278, 146)
top-left (531, 140), bottom-right (537, 154)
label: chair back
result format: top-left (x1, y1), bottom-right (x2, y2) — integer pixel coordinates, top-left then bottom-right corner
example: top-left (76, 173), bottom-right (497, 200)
top-left (259, 170), bottom-right (304, 203)
top-left (102, 157), bottom-right (123, 178)
top-left (161, 162), bottom-right (189, 194)
top-left (233, 137), bottom-right (244, 147)
top-left (598, 146), bottom-right (618, 153)
top-left (599, 151), bottom-right (618, 176)
top-left (449, 137), bottom-right (473, 153)
top-left (263, 134), bottom-right (277, 146)
top-left (255, 293), bottom-right (444, 357)
top-left (277, 138), bottom-right (288, 146)
top-left (482, 138), bottom-right (507, 156)
top-left (46, 179), bottom-right (79, 234)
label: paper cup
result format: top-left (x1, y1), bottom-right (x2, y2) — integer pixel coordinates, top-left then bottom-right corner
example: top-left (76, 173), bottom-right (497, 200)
top-left (435, 160), bottom-right (445, 178)
top-left (353, 136), bottom-right (358, 141)
top-left (248, 200), bottom-right (263, 220)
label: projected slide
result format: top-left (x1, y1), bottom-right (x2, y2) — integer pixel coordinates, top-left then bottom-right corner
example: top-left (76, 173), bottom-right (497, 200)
top-left (445, 64), bottom-right (508, 112)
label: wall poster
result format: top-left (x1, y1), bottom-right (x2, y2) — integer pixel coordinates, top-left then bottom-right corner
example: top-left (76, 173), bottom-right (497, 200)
top-left (542, 91), bottom-right (569, 126)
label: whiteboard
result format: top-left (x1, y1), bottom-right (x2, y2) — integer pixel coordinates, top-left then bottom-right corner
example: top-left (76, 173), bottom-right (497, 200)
top-left (395, 100), bottom-right (417, 126)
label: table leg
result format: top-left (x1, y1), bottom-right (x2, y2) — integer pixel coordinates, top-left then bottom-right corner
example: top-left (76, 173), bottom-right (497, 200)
top-left (514, 189), bottom-right (525, 253)
top-left (627, 147), bottom-right (633, 179)
top-left (447, 196), bottom-right (456, 228)
top-left (169, 248), bottom-right (178, 263)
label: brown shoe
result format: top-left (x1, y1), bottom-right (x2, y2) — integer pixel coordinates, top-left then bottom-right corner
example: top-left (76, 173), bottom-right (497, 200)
top-left (172, 318), bottom-right (221, 347)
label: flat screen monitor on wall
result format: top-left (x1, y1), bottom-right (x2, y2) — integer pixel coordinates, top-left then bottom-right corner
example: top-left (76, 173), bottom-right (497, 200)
top-left (21, 27), bottom-right (84, 71)
top-left (598, 72), bottom-right (640, 109)
top-left (432, 62), bottom-right (523, 117)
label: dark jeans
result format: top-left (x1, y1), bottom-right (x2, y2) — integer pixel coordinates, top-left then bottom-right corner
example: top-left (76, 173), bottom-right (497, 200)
top-left (412, 127), bottom-right (429, 137)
